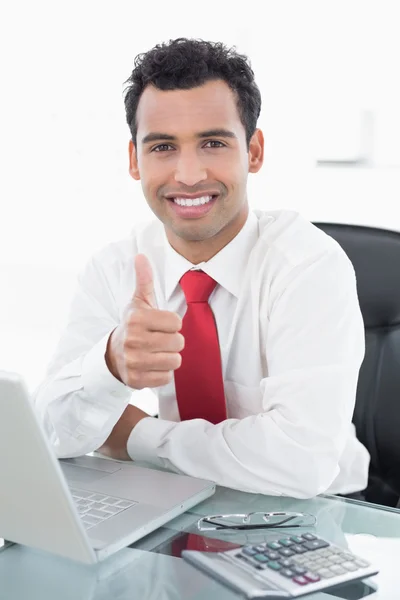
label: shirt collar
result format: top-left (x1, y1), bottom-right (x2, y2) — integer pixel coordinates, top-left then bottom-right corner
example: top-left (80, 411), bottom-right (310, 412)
top-left (163, 211), bottom-right (259, 301)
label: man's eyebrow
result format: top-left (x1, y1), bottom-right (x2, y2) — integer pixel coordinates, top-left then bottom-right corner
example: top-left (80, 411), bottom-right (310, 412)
top-left (141, 133), bottom-right (176, 144)
top-left (141, 129), bottom-right (237, 145)
top-left (196, 129), bottom-right (237, 139)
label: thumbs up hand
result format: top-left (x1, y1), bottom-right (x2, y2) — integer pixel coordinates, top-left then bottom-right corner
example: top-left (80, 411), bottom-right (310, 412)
top-left (105, 254), bottom-right (184, 389)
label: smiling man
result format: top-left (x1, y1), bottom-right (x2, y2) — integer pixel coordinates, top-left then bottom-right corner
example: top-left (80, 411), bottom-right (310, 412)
top-left (34, 38), bottom-right (370, 499)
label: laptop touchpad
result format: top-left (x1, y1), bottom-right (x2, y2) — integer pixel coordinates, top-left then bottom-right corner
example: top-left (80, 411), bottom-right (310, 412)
top-left (61, 463), bottom-right (111, 485)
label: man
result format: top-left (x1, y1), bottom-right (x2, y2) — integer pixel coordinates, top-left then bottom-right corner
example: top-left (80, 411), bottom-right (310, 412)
top-left (34, 38), bottom-right (369, 499)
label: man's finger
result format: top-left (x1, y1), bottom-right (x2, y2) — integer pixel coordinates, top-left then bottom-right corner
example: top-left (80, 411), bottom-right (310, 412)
top-left (133, 254), bottom-right (157, 309)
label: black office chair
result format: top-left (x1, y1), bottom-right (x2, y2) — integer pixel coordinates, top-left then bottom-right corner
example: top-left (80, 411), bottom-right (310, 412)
top-left (313, 223), bottom-right (400, 507)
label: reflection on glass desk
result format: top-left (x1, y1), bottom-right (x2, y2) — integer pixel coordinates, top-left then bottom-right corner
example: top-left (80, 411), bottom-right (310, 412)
top-left (1, 487), bottom-right (400, 599)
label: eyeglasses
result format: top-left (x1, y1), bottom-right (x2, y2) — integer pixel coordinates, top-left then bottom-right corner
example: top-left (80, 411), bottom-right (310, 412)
top-left (197, 511), bottom-right (317, 531)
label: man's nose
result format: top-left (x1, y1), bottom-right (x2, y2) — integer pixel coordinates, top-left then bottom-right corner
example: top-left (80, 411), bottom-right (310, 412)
top-left (174, 152), bottom-right (207, 187)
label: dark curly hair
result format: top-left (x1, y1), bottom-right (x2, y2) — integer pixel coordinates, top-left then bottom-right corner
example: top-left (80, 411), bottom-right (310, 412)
top-left (123, 38), bottom-right (261, 149)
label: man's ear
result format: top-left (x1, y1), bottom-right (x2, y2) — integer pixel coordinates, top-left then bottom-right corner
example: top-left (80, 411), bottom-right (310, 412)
top-left (248, 129), bottom-right (264, 174)
top-left (128, 139), bottom-right (140, 180)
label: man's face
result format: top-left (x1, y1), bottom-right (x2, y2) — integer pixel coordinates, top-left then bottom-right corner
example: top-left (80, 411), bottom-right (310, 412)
top-left (129, 79), bottom-right (263, 259)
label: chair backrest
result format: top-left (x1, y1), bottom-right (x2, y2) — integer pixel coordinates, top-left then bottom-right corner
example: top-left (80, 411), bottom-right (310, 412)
top-left (313, 223), bottom-right (400, 505)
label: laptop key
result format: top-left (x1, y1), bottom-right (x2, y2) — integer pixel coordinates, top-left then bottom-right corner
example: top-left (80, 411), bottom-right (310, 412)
top-left (83, 515), bottom-right (103, 526)
top-left (77, 501), bottom-right (92, 508)
top-left (100, 505), bottom-right (122, 515)
top-left (91, 502), bottom-right (110, 511)
top-left (77, 506), bottom-right (90, 514)
top-left (91, 494), bottom-right (108, 502)
top-left (71, 489), bottom-right (94, 500)
top-left (102, 497), bottom-right (121, 505)
top-left (87, 509), bottom-right (110, 519)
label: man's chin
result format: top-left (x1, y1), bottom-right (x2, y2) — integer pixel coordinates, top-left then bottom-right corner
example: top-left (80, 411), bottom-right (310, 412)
top-left (170, 223), bottom-right (220, 243)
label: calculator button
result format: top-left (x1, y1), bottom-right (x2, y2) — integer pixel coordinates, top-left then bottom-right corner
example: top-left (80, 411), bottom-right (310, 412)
top-left (292, 544), bottom-right (307, 554)
top-left (254, 554), bottom-right (269, 563)
top-left (318, 568), bottom-right (335, 579)
top-left (279, 559), bottom-right (295, 568)
top-left (267, 542), bottom-right (281, 550)
top-left (318, 560), bottom-right (332, 568)
top-left (342, 561), bottom-right (359, 572)
top-left (330, 565), bottom-right (347, 575)
top-left (264, 551), bottom-right (280, 560)
top-left (303, 539), bottom-right (330, 551)
top-left (290, 536), bottom-right (304, 544)
top-left (303, 554), bottom-right (319, 563)
top-left (292, 566), bottom-right (307, 575)
top-left (339, 552), bottom-right (355, 561)
top-left (302, 533), bottom-right (317, 541)
top-left (304, 572), bottom-right (321, 583)
top-left (267, 561), bottom-right (282, 571)
top-left (293, 575), bottom-right (309, 585)
top-left (242, 547), bottom-right (258, 556)
top-left (255, 545), bottom-right (266, 552)
top-left (313, 548), bottom-right (329, 557)
top-left (278, 548), bottom-right (295, 557)
top-left (279, 538), bottom-right (294, 547)
top-left (354, 558), bottom-right (370, 568)
top-left (281, 568), bottom-right (295, 578)
top-left (292, 556), bottom-right (307, 565)
top-left (319, 549), bottom-right (333, 557)
top-left (329, 555), bottom-right (342, 564)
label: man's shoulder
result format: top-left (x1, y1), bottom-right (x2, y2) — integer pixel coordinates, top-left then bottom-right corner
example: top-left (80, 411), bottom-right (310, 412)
top-left (253, 208), bottom-right (345, 269)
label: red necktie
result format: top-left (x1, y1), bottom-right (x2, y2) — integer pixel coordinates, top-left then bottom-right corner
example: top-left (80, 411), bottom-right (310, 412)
top-left (174, 270), bottom-right (227, 424)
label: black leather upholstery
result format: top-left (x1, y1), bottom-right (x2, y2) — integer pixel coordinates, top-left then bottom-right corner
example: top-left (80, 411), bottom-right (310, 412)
top-left (313, 223), bottom-right (400, 506)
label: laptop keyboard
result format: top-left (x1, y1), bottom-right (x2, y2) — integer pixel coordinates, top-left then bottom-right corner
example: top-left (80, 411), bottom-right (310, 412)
top-left (71, 488), bottom-right (137, 530)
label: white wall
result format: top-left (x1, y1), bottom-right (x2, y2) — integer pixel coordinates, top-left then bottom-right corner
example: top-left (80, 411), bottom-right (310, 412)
top-left (1, 0), bottom-right (400, 397)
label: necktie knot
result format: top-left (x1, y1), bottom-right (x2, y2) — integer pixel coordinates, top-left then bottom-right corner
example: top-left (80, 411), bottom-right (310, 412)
top-left (179, 270), bottom-right (217, 303)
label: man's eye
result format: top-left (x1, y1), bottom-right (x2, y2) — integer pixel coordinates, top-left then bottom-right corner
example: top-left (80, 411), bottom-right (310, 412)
top-left (204, 140), bottom-right (225, 148)
top-left (152, 144), bottom-right (174, 152)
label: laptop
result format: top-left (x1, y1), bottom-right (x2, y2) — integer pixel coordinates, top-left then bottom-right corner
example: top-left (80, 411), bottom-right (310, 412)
top-left (0, 370), bottom-right (216, 564)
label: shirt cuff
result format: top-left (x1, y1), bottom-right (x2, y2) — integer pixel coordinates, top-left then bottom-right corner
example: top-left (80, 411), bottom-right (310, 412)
top-left (127, 416), bottom-right (177, 468)
top-left (82, 331), bottom-right (132, 408)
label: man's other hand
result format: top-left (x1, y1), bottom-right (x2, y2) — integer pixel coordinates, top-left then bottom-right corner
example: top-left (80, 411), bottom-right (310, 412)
top-left (97, 404), bottom-right (150, 461)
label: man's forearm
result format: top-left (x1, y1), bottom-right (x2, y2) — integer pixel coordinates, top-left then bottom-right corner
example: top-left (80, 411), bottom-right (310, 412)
top-left (97, 404), bottom-right (150, 461)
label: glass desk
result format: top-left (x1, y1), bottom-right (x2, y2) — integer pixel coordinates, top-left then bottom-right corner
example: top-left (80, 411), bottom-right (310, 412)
top-left (1, 486), bottom-right (399, 599)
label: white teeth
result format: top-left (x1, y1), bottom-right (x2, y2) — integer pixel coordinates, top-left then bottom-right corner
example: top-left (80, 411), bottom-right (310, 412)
top-left (173, 195), bottom-right (213, 206)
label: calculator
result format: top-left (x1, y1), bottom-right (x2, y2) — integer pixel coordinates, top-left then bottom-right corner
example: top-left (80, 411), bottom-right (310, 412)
top-left (182, 532), bottom-right (379, 598)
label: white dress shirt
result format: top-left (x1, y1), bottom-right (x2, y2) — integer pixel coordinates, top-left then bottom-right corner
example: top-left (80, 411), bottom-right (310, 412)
top-left (33, 209), bottom-right (370, 498)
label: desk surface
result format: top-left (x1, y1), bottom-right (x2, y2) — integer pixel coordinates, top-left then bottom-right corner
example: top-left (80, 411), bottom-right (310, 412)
top-left (1, 488), bottom-right (399, 599)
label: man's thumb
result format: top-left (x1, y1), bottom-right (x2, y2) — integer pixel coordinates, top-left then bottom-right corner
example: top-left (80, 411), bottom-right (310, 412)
top-left (133, 254), bottom-right (156, 309)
